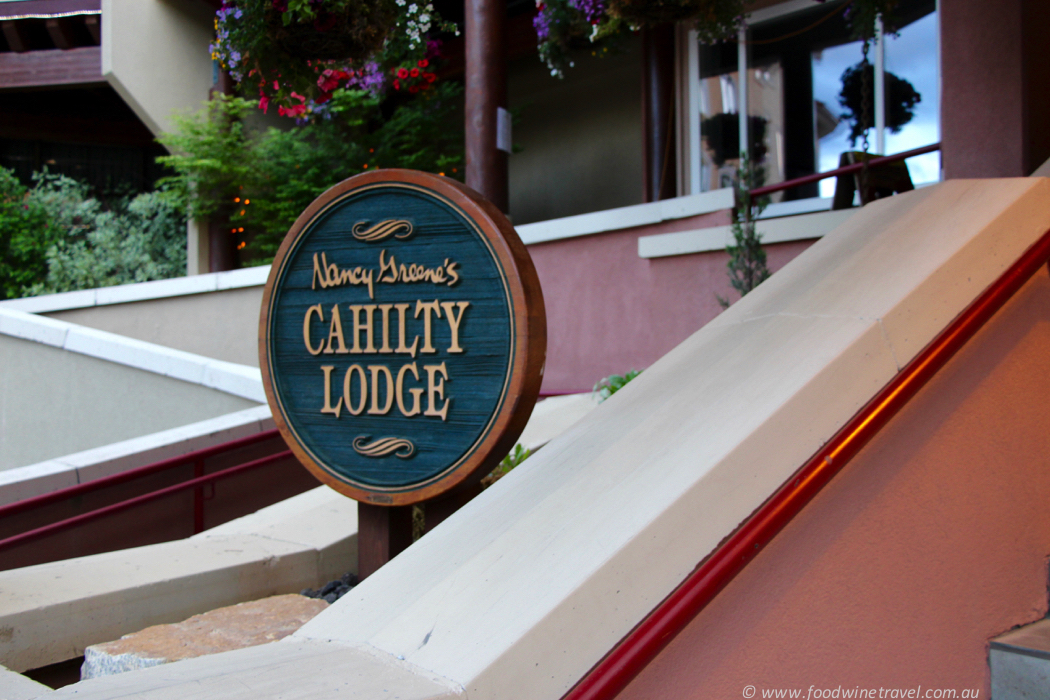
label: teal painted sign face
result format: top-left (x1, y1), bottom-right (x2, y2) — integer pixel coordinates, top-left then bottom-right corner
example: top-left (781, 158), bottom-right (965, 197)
top-left (260, 171), bottom-right (545, 505)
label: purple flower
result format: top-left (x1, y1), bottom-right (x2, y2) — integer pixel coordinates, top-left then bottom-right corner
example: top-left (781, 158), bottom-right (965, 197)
top-left (569, 0), bottom-right (605, 24)
top-left (533, 9), bottom-right (552, 41)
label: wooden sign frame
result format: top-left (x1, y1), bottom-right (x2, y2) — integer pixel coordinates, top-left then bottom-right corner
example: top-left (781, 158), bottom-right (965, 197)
top-left (259, 170), bottom-right (545, 506)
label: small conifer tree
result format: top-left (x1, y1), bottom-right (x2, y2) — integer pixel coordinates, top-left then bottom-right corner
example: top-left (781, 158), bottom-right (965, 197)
top-left (718, 154), bottom-right (770, 308)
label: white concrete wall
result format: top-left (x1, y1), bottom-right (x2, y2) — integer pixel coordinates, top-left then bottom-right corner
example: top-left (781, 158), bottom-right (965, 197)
top-left (0, 486), bottom-right (356, 673)
top-left (102, 0), bottom-right (215, 138)
top-left (27, 179), bottom-right (1050, 699)
top-left (0, 334), bottom-right (259, 472)
top-left (46, 286), bottom-right (264, 367)
top-left (0, 405), bottom-right (274, 507)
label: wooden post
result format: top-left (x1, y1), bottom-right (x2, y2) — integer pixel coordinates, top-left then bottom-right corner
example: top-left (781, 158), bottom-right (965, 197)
top-left (641, 24), bottom-right (676, 203)
top-left (357, 503), bottom-right (414, 580)
top-left (465, 0), bottom-right (508, 213)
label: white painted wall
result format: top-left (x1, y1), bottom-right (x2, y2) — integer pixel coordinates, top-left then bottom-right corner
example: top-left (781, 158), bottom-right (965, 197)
top-left (0, 334), bottom-right (259, 472)
top-left (102, 0), bottom-right (214, 138)
top-left (28, 179), bottom-right (1050, 699)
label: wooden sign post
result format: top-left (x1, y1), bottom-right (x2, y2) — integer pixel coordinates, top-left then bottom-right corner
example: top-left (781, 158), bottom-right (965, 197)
top-left (259, 170), bottom-right (545, 579)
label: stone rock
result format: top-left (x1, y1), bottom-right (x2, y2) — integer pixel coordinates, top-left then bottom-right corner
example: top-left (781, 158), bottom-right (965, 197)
top-left (81, 594), bottom-right (328, 680)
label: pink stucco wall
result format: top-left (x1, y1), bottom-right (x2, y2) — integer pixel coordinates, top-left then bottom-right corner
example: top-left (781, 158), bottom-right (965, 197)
top-left (614, 269), bottom-right (1050, 699)
top-left (526, 212), bottom-right (814, 393)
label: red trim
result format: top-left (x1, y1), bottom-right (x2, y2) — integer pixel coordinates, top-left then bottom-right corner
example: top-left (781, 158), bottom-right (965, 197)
top-left (0, 450), bottom-right (293, 553)
top-left (563, 227), bottom-right (1050, 700)
top-left (0, 429), bottom-right (281, 520)
top-left (749, 143), bottom-right (941, 199)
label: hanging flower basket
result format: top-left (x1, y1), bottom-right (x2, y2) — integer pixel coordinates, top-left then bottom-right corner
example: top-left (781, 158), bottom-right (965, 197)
top-left (533, 0), bottom-right (743, 78)
top-left (606, 0), bottom-right (743, 30)
top-left (265, 0), bottom-right (397, 61)
top-left (212, 0), bottom-right (456, 119)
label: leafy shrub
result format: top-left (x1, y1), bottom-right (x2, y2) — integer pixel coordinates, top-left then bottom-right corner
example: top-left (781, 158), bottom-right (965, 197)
top-left (21, 172), bottom-right (186, 296)
top-left (159, 84), bottom-right (463, 264)
top-left (0, 167), bottom-right (55, 299)
top-left (594, 369), bottom-right (642, 402)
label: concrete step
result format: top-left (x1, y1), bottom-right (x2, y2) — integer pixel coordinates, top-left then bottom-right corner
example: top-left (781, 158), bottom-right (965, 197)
top-left (990, 619), bottom-right (1050, 699)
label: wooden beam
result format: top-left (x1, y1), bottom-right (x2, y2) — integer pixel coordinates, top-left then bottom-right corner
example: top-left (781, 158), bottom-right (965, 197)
top-left (0, 109), bottom-right (156, 147)
top-left (641, 24), bottom-right (676, 202)
top-left (465, 0), bottom-right (509, 212)
top-left (438, 12), bottom-right (537, 79)
top-left (46, 18), bottom-right (77, 50)
top-left (1, 21), bottom-right (29, 53)
top-left (0, 46), bottom-right (102, 89)
top-left (83, 15), bottom-right (100, 45)
top-left (0, 0), bottom-right (100, 18)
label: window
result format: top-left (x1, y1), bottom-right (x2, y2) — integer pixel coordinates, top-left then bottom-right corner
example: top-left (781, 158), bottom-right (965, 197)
top-left (680, 0), bottom-right (940, 203)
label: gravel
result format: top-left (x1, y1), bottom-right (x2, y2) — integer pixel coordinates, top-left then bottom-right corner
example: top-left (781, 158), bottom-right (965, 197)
top-left (301, 572), bottom-right (358, 604)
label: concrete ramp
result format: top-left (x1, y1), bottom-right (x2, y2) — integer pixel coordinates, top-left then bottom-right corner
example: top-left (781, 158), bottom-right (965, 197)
top-left (36, 179), bottom-right (1050, 698)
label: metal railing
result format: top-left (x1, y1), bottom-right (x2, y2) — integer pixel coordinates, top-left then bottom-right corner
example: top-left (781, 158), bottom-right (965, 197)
top-left (0, 429), bottom-right (289, 555)
top-left (749, 142), bottom-right (941, 199)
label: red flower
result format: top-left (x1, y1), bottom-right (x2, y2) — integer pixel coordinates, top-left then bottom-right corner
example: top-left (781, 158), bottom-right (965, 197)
top-left (409, 85), bottom-right (419, 93)
top-left (318, 74), bottom-right (341, 91)
top-left (418, 59), bottom-right (429, 68)
top-left (315, 91), bottom-right (332, 105)
top-left (424, 72), bottom-right (436, 83)
top-left (393, 79), bottom-right (400, 90)
top-left (279, 103), bottom-right (307, 117)
top-left (397, 67), bottom-right (409, 79)
top-left (410, 67), bottom-right (420, 78)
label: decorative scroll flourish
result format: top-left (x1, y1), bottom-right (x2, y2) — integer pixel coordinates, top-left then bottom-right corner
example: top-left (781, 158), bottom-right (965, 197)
top-left (352, 220), bottom-right (414, 242)
top-left (352, 436), bottom-right (416, 458)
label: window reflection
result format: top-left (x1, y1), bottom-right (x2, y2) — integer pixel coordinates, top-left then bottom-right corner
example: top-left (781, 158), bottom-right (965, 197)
top-left (694, 0), bottom-right (939, 202)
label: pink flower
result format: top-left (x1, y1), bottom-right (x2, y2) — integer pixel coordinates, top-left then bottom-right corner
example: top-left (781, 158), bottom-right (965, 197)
top-left (278, 104), bottom-right (307, 118)
top-left (259, 95), bottom-right (270, 113)
top-left (290, 91), bottom-right (306, 103)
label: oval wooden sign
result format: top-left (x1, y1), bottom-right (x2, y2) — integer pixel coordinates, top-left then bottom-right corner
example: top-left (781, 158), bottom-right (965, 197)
top-left (259, 170), bottom-right (546, 505)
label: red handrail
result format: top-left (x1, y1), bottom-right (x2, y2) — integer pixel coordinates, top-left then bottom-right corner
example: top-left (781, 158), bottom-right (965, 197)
top-left (0, 428), bottom-right (281, 519)
top-left (562, 226), bottom-right (1050, 700)
top-left (749, 143), bottom-right (941, 199)
top-left (0, 449), bottom-right (293, 553)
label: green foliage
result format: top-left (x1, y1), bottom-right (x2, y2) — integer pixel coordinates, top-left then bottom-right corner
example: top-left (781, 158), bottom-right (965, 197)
top-left (481, 443), bottom-right (533, 488)
top-left (839, 63), bottom-right (921, 146)
top-left (21, 172), bottom-right (186, 296)
top-left (845, 0), bottom-right (900, 43)
top-left (159, 84), bottom-right (463, 265)
top-left (156, 96), bottom-right (258, 222)
top-left (718, 155), bottom-right (770, 308)
top-left (0, 167), bottom-right (55, 300)
top-left (594, 369), bottom-right (642, 402)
